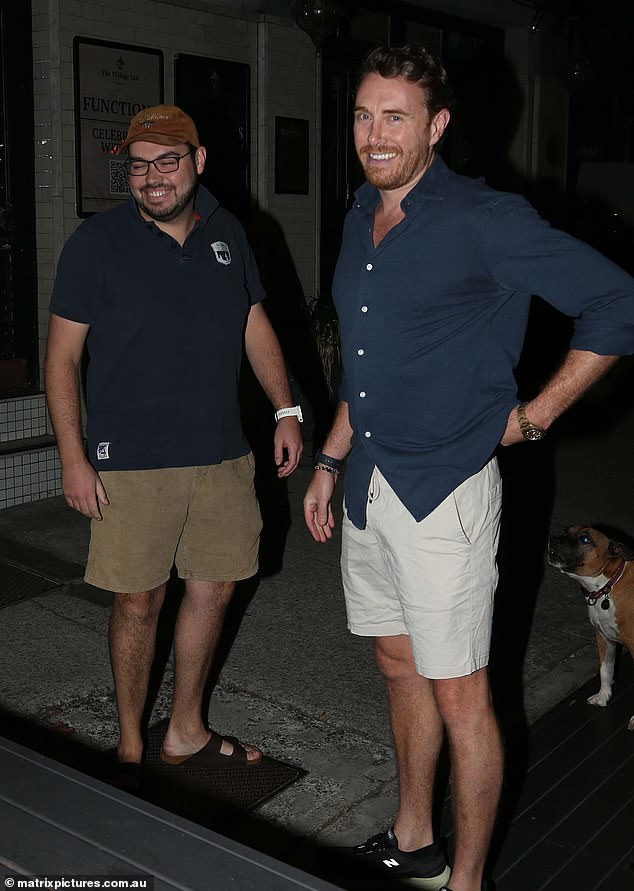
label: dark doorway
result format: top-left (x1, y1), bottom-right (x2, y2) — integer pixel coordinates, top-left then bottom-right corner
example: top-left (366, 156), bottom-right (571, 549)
top-left (0, 0), bottom-right (38, 395)
top-left (174, 54), bottom-right (251, 223)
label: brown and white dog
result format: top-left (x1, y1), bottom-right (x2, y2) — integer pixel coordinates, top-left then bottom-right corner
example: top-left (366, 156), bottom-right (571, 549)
top-left (548, 525), bottom-right (634, 731)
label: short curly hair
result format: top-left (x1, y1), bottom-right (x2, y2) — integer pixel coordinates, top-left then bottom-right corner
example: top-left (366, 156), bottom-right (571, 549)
top-left (358, 43), bottom-right (454, 115)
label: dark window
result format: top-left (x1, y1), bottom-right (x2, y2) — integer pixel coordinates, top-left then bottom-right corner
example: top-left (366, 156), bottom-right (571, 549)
top-left (0, 0), bottom-right (38, 394)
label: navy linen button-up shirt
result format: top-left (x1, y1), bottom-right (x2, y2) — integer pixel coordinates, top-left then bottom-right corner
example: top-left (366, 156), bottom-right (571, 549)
top-left (333, 156), bottom-right (634, 529)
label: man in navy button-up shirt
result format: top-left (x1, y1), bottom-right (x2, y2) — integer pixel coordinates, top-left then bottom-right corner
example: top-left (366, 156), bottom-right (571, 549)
top-left (304, 45), bottom-right (634, 891)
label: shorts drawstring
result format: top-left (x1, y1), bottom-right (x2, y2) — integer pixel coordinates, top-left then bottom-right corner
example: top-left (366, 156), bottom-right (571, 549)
top-left (368, 466), bottom-right (381, 504)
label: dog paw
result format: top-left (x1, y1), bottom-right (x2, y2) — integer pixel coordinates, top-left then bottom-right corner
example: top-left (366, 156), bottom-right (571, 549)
top-left (627, 715), bottom-right (634, 732)
top-left (587, 691), bottom-right (611, 707)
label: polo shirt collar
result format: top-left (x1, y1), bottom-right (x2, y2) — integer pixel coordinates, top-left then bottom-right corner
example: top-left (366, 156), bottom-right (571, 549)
top-left (194, 184), bottom-right (219, 222)
top-left (125, 183), bottom-right (219, 225)
top-left (354, 153), bottom-right (450, 215)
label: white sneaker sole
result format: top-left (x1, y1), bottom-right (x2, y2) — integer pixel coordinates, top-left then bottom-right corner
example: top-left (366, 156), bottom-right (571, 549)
top-left (403, 864), bottom-right (452, 889)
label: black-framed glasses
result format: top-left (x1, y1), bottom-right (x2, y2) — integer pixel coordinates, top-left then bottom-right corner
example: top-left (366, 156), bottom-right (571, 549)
top-left (124, 149), bottom-right (195, 177)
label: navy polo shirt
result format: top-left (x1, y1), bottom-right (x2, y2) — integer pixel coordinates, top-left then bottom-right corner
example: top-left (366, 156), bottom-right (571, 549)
top-left (50, 185), bottom-right (265, 471)
top-left (334, 156), bottom-right (634, 529)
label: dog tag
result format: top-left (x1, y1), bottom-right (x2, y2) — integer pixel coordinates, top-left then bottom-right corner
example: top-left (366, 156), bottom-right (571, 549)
top-left (601, 597), bottom-right (610, 610)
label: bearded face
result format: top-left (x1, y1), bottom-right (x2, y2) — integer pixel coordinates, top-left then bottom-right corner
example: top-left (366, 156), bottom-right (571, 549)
top-left (127, 142), bottom-right (203, 223)
top-left (354, 73), bottom-right (449, 193)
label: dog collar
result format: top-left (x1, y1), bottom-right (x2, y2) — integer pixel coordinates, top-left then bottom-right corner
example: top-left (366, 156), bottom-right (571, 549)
top-left (581, 559), bottom-right (626, 610)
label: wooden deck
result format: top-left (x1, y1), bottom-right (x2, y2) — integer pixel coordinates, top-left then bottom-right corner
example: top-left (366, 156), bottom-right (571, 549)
top-left (491, 655), bottom-right (634, 891)
top-left (0, 736), bottom-right (337, 890)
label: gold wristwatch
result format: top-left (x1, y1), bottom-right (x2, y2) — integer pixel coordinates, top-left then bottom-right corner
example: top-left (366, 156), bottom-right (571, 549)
top-left (517, 402), bottom-right (546, 441)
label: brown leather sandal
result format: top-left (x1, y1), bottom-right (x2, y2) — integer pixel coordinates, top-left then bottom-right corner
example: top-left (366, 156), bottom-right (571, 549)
top-left (159, 731), bottom-right (262, 768)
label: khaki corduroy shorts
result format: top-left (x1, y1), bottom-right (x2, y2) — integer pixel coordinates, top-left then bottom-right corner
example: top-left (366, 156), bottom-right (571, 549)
top-left (85, 454), bottom-right (262, 593)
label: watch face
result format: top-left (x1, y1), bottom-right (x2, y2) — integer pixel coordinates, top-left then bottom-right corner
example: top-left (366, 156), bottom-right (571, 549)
top-left (517, 404), bottom-right (546, 441)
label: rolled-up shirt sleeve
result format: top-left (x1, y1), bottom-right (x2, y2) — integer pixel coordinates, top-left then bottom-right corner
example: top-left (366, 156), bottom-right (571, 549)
top-left (485, 195), bottom-right (634, 355)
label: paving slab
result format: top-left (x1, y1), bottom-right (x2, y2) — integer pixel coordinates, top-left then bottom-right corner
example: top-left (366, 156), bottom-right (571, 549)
top-left (0, 593), bottom-right (113, 715)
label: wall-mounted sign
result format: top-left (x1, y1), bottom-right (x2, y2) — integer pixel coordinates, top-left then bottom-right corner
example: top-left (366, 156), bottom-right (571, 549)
top-left (74, 37), bottom-right (163, 215)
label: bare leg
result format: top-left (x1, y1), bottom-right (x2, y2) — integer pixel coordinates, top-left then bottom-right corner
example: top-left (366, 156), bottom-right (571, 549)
top-left (375, 635), bottom-right (444, 851)
top-left (376, 637), bottom-right (502, 890)
top-left (161, 578), bottom-right (260, 761)
top-left (109, 584), bottom-right (166, 763)
top-left (434, 668), bottom-right (504, 891)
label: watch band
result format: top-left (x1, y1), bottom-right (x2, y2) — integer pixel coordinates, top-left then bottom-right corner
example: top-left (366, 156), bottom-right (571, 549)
top-left (517, 402), bottom-right (546, 441)
top-left (274, 404), bottom-right (303, 423)
top-left (314, 450), bottom-right (343, 471)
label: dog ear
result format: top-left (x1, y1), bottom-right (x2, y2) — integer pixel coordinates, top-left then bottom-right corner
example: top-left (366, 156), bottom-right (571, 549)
top-left (608, 540), bottom-right (634, 560)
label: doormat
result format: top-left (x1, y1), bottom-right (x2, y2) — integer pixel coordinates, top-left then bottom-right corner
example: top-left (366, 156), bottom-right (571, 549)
top-left (142, 719), bottom-right (305, 826)
top-left (0, 561), bottom-right (61, 610)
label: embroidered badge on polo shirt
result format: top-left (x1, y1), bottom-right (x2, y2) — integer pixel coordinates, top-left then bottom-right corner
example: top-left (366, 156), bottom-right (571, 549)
top-left (97, 442), bottom-right (110, 460)
top-left (211, 241), bottom-right (231, 265)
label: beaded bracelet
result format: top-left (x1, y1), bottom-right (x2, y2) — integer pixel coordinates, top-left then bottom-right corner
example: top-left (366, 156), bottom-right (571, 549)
top-left (315, 463), bottom-right (339, 476)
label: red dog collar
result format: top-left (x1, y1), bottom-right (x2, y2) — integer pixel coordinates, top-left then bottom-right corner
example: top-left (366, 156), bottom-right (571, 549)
top-left (582, 559), bottom-right (626, 609)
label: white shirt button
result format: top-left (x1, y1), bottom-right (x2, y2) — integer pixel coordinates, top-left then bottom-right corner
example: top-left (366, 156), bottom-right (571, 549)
top-left (357, 348), bottom-right (364, 355)
top-left (366, 263), bottom-right (373, 271)
top-left (360, 391), bottom-right (366, 398)
top-left (364, 431), bottom-right (371, 438)
top-left (361, 305), bottom-right (368, 313)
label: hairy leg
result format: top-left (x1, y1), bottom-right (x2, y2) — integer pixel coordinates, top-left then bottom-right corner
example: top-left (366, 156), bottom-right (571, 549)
top-left (375, 634), bottom-right (444, 850)
top-left (162, 579), bottom-right (260, 762)
top-left (109, 584), bottom-right (166, 763)
top-left (434, 668), bottom-right (504, 891)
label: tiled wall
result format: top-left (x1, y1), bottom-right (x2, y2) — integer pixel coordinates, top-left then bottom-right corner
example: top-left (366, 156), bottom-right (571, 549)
top-left (0, 394), bottom-right (62, 509)
top-left (262, 19), bottom-right (317, 299)
top-left (0, 396), bottom-right (48, 443)
top-left (0, 451), bottom-right (62, 510)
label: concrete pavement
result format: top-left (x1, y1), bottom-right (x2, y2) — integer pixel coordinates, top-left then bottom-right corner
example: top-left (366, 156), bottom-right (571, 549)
top-left (0, 361), bottom-right (632, 871)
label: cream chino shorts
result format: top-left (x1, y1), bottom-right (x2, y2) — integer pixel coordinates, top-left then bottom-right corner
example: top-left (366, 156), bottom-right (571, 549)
top-left (341, 460), bottom-right (502, 679)
top-left (85, 455), bottom-right (262, 593)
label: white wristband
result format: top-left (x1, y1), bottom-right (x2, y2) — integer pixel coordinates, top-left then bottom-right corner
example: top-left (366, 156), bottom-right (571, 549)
top-left (274, 405), bottom-right (303, 423)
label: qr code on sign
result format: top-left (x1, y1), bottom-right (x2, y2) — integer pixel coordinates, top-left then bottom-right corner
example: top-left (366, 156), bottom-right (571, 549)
top-left (109, 159), bottom-right (129, 196)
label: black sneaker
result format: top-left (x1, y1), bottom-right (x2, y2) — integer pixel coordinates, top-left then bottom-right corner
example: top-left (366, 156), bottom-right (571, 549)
top-left (328, 827), bottom-right (451, 889)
